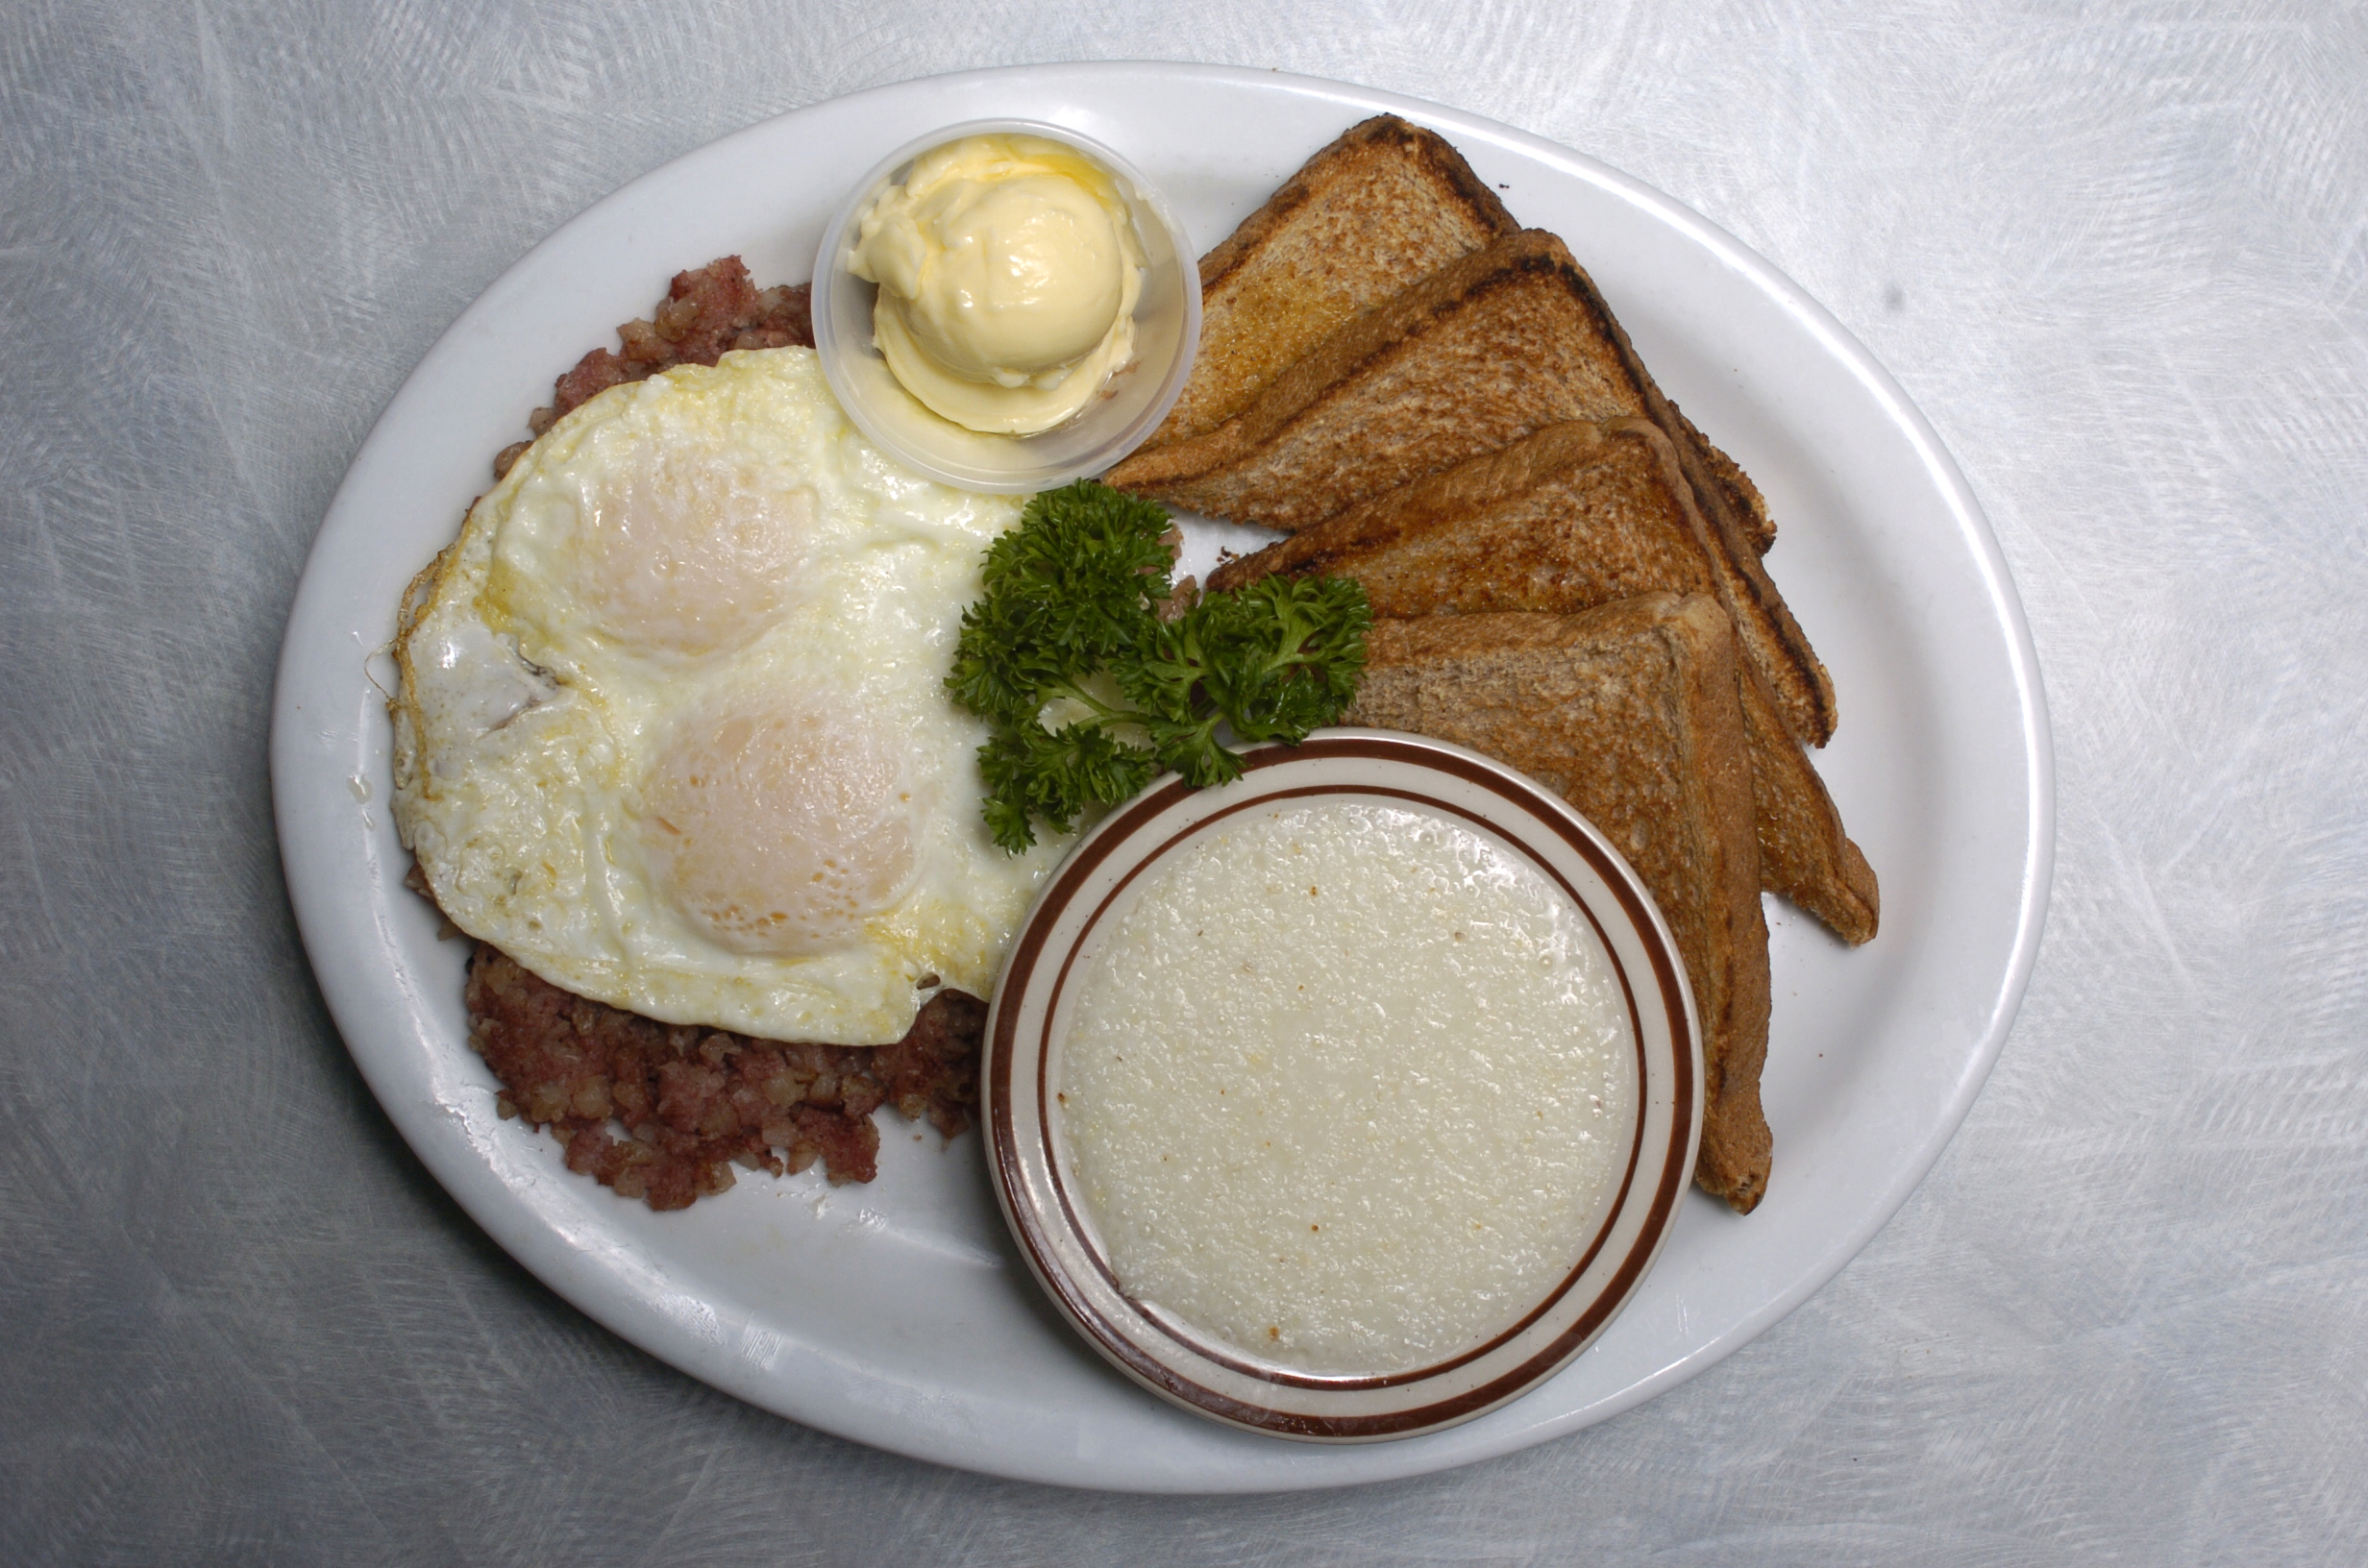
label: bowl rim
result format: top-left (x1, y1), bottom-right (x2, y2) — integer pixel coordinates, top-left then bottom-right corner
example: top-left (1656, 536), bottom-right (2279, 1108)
top-left (981, 729), bottom-right (1706, 1441)
top-left (809, 117), bottom-right (1201, 492)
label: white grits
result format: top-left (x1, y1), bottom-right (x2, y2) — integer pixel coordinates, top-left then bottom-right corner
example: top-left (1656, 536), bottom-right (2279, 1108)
top-left (1054, 800), bottom-right (1639, 1376)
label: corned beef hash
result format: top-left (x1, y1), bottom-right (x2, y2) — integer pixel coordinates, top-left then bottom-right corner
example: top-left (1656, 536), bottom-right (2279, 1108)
top-left (390, 260), bottom-right (1079, 1208)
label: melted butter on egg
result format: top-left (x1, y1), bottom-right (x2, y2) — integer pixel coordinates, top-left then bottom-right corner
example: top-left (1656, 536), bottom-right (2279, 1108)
top-left (391, 346), bottom-right (1072, 1045)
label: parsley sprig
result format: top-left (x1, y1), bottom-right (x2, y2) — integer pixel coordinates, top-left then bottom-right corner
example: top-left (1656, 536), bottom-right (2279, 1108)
top-left (947, 480), bottom-right (1371, 851)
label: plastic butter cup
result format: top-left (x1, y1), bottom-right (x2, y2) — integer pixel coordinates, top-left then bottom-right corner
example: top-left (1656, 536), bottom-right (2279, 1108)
top-left (812, 120), bottom-right (1200, 494)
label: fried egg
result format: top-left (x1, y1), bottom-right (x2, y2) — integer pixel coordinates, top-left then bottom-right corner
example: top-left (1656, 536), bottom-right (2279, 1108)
top-left (389, 347), bottom-right (1073, 1045)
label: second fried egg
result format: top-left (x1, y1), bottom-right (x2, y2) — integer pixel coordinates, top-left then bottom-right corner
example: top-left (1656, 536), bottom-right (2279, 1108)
top-left (390, 347), bottom-right (1071, 1045)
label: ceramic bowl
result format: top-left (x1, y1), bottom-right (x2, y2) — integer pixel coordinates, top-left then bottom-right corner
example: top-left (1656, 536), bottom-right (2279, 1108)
top-left (982, 730), bottom-right (1705, 1441)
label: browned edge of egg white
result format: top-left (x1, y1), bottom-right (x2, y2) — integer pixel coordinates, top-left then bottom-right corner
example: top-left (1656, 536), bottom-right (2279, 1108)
top-left (986, 734), bottom-right (1697, 1440)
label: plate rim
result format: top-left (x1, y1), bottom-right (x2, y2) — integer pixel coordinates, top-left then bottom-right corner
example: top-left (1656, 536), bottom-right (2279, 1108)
top-left (270, 58), bottom-right (2056, 1492)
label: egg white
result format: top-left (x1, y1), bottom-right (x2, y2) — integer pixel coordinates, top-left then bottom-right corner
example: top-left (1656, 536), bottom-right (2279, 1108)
top-left (390, 347), bottom-right (1073, 1045)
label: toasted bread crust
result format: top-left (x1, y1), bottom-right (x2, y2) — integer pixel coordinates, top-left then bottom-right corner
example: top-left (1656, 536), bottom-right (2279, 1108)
top-left (1111, 232), bottom-right (1591, 511)
top-left (1144, 116), bottom-right (1517, 450)
top-left (1206, 419), bottom-right (1713, 605)
top-left (1209, 422), bottom-right (1877, 946)
top-left (1738, 667), bottom-right (1879, 943)
top-left (1344, 598), bottom-right (1773, 1212)
top-left (1110, 231), bottom-right (1838, 745)
top-left (1571, 283), bottom-right (1830, 744)
top-left (1671, 400), bottom-right (1777, 555)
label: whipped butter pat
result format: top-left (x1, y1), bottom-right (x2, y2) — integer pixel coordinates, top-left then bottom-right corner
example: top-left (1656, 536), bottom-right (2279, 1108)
top-left (850, 134), bottom-right (1147, 435)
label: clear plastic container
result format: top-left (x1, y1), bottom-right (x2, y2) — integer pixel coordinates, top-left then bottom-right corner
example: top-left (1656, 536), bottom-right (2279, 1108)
top-left (811, 120), bottom-right (1199, 495)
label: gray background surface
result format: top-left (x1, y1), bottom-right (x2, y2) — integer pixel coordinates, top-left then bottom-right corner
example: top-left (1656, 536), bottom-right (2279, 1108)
top-left (4, 1), bottom-right (2363, 1562)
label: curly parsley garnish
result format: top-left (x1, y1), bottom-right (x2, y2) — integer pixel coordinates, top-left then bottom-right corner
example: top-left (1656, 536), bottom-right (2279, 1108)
top-left (947, 480), bottom-right (1371, 851)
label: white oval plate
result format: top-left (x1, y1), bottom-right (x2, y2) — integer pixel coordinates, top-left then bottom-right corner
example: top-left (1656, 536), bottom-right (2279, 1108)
top-left (271, 61), bottom-right (2052, 1492)
top-left (986, 732), bottom-right (1703, 1441)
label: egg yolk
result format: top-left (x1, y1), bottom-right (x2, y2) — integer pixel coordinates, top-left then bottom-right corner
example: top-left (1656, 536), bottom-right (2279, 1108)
top-left (640, 700), bottom-right (919, 956)
top-left (578, 450), bottom-right (817, 657)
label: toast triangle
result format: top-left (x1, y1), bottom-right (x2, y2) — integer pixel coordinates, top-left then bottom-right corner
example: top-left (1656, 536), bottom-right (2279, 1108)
top-left (1142, 114), bottom-right (1517, 451)
top-left (1208, 420), bottom-right (1877, 943)
top-left (1145, 126), bottom-right (1776, 554)
top-left (1344, 597), bottom-right (1774, 1212)
top-left (1110, 230), bottom-right (1835, 743)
